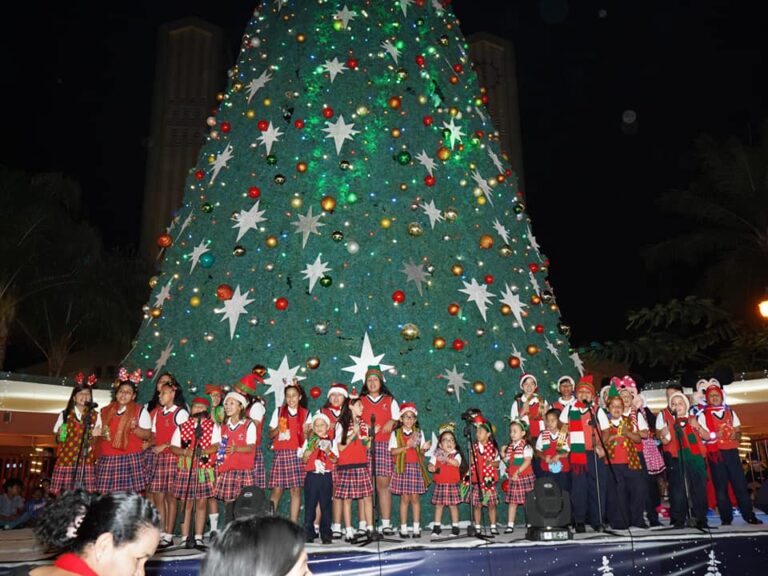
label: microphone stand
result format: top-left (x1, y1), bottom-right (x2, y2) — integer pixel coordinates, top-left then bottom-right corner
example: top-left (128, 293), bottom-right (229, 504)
top-left (184, 416), bottom-right (206, 550)
top-left (70, 403), bottom-right (96, 492)
top-left (586, 402), bottom-right (623, 536)
top-left (356, 413), bottom-right (402, 546)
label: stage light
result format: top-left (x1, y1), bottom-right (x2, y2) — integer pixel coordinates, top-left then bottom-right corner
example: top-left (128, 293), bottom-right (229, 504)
top-left (524, 477), bottom-right (572, 541)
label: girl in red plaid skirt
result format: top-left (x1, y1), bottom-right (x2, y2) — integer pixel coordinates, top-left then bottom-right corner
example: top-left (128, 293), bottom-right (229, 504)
top-left (466, 417), bottom-right (500, 536)
top-left (428, 426), bottom-right (467, 537)
top-left (502, 419), bottom-right (535, 534)
top-left (268, 382), bottom-right (310, 522)
top-left (322, 383), bottom-right (349, 538)
top-left (389, 403), bottom-right (432, 538)
top-left (214, 391), bottom-right (258, 525)
top-left (335, 396), bottom-right (374, 542)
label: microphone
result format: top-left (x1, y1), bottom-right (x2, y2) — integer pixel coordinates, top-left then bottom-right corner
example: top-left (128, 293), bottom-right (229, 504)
top-left (670, 407), bottom-right (677, 417)
top-left (85, 401), bottom-right (99, 409)
top-left (370, 414), bottom-right (376, 427)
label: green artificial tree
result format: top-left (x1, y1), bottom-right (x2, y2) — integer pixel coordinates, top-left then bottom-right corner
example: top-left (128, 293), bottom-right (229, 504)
top-left (125, 0), bottom-right (582, 511)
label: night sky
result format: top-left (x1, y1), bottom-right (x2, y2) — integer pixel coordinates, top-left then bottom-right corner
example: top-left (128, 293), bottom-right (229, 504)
top-left (2, 0), bottom-right (766, 349)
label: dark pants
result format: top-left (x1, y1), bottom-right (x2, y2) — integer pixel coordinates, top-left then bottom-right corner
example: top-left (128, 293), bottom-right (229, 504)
top-left (667, 455), bottom-right (708, 524)
top-left (571, 450), bottom-right (607, 527)
top-left (639, 453), bottom-right (660, 524)
top-left (304, 472), bottom-right (332, 540)
top-left (710, 449), bottom-right (754, 523)
top-left (605, 463), bottom-right (645, 529)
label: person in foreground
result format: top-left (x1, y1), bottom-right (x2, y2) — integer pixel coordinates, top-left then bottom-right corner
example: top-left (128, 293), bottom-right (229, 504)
top-left (200, 515), bottom-right (312, 576)
top-left (25, 491), bottom-right (160, 576)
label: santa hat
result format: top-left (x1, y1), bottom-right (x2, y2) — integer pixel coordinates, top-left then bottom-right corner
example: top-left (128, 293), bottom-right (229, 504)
top-left (575, 375), bottom-right (594, 394)
top-left (204, 384), bottom-right (224, 395)
top-left (668, 392), bottom-right (690, 415)
top-left (327, 383), bottom-right (349, 398)
top-left (311, 411), bottom-right (331, 427)
top-left (705, 383), bottom-right (724, 401)
top-left (398, 402), bottom-right (418, 418)
top-left (365, 365), bottom-right (385, 383)
top-left (519, 373), bottom-right (538, 390)
top-left (192, 396), bottom-right (211, 409)
top-left (557, 375), bottom-right (575, 389)
top-left (349, 386), bottom-right (359, 399)
top-left (234, 373), bottom-right (263, 397)
top-left (224, 391), bottom-right (248, 408)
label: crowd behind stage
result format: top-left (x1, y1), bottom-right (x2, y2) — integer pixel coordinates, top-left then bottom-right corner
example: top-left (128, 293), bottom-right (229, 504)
top-left (1, 367), bottom-right (766, 560)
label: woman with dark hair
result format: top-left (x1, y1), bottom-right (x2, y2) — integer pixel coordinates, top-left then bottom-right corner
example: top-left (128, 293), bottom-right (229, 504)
top-left (26, 490), bottom-right (160, 576)
top-left (51, 374), bottom-right (101, 495)
top-left (145, 372), bottom-right (187, 495)
top-left (199, 516), bottom-right (311, 576)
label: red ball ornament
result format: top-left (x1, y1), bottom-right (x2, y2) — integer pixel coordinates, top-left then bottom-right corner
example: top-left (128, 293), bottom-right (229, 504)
top-left (481, 94), bottom-right (489, 104)
top-left (475, 130), bottom-right (485, 140)
top-left (247, 186), bottom-right (261, 199)
top-left (424, 175), bottom-right (436, 187)
top-left (322, 107), bottom-right (334, 119)
top-left (216, 284), bottom-right (234, 301)
top-left (310, 386), bottom-right (322, 399)
top-left (146, 369), bottom-right (155, 380)
top-left (448, 303), bottom-right (460, 316)
top-left (346, 58), bottom-right (359, 69)
top-left (452, 339), bottom-right (465, 351)
top-left (528, 263), bottom-right (540, 273)
top-left (156, 233), bottom-right (173, 248)
top-left (392, 290), bottom-right (406, 304)
top-left (294, 119), bottom-right (305, 129)
top-left (534, 324), bottom-right (545, 334)
top-left (422, 115), bottom-right (433, 126)
top-left (275, 297), bottom-right (289, 311)
top-left (257, 120), bottom-right (269, 131)
top-left (220, 122), bottom-right (231, 133)
top-left (194, 169), bottom-right (205, 181)
top-left (453, 63), bottom-right (464, 74)
top-left (484, 274), bottom-right (494, 285)
top-left (415, 54), bottom-right (425, 68)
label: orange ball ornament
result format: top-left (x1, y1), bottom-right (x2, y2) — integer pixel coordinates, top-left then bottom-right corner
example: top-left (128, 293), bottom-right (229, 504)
top-left (433, 336), bottom-right (446, 349)
top-left (387, 96), bottom-right (402, 109)
top-left (156, 233), bottom-right (173, 248)
top-left (507, 356), bottom-right (521, 369)
top-left (150, 307), bottom-right (162, 318)
top-left (436, 147), bottom-right (451, 161)
top-left (500, 304), bottom-right (512, 316)
top-left (526, 344), bottom-right (539, 356)
top-left (472, 381), bottom-right (485, 394)
top-left (265, 235), bottom-right (278, 248)
top-left (320, 195), bottom-right (337, 213)
top-left (531, 295), bottom-right (542, 305)
top-left (297, 161), bottom-right (308, 173)
top-left (447, 303), bottom-right (460, 316)
top-left (479, 234), bottom-right (494, 249)
top-left (451, 263), bottom-right (464, 276)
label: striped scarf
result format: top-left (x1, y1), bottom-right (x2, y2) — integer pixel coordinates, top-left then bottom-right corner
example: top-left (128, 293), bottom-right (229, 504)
top-left (508, 439), bottom-right (528, 466)
top-left (568, 402), bottom-right (589, 473)
top-left (539, 430), bottom-right (567, 456)
top-left (676, 418), bottom-right (707, 474)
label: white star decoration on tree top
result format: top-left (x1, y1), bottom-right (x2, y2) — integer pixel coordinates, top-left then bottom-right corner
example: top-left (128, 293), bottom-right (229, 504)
top-left (342, 332), bottom-right (394, 384)
top-left (459, 278), bottom-right (496, 322)
top-left (264, 355), bottom-right (306, 408)
top-left (214, 285), bottom-right (254, 339)
top-left (322, 115), bottom-right (360, 155)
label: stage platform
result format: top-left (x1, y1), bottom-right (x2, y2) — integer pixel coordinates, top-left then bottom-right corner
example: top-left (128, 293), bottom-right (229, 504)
top-left (1, 515), bottom-right (767, 576)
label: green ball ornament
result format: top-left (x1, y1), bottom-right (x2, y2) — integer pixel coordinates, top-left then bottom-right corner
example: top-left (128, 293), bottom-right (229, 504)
top-left (331, 230), bottom-right (344, 242)
top-left (201, 202), bottom-right (213, 214)
top-left (320, 275), bottom-right (333, 287)
top-left (266, 154), bottom-right (277, 165)
top-left (395, 150), bottom-right (412, 165)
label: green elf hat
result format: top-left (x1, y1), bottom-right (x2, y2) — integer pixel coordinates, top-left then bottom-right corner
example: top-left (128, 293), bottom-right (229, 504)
top-left (364, 365), bottom-right (385, 382)
top-left (234, 373), bottom-right (263, 397)
top-left (607, 382), bottom-right (621, 402)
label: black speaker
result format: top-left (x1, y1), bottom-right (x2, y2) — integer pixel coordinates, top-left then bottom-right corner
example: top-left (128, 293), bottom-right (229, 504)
top-left (233, 485), bottom-right (272, 520)
top-left (524, 477), bottom-right (571, 530)
top-left (756, 481), bottom-right (768, 514)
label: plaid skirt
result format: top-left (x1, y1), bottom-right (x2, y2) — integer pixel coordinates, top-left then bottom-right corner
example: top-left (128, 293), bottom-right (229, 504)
top-left (391, 462), bottom-right (427, 495)
top-left (432, 482), bottom-right (462, 506)
top-left (468, 485), bottom-right (498, 507)
top-left (268, 450), bottom-right (305, 489)
top-left (505, 472), bottom-right (536, 504)
top-left (51, 464), bottom-right (95, 494)
top-left (335, 466), bottom-right (373, 499)
top-left (368, 440), bottom-right (394, 478)
top-left (96, 453), bottom-right (147, 493)
top-left (215, 468), bottom-right (257, 502)
top-left (174, 467), bottom-right (215, 500)
top-left (143, 448), bottom-right (157, 487)
top-left (149, 450), bottom-right (177, 493)
top-left (253, 448), bottom-right (266, 489)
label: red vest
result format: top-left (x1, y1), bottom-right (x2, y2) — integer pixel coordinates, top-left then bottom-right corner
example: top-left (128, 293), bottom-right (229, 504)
top-left (337, 420), bottom-right (370, 466)
top-left (99, 406), bottom-right (144, 457)
top-left (397, 430), bottom-right (421, 464)
top-left (272, 407), bottom-right (308, 451)
top-left (607, 422), bottom-right (630, 464)
top-left (707, 407), bottom-right (739, 451)
top-left (660, 409), bottom-right (679, 457)
top-left (304, 439), bottom-right (336, 473)
top-left (154, 407), bottom-right (182, 445)
top-left (539, 431), bottom-right (570, 473)
top-left (321, 407), bottom-right (342, 440)
top-left (361, 395), bottom-right (395, 442)
top-left (219, 421), bottom-right (255, 472)
top-left (516, 396), bottom-right (543, 438)
top-left (432, 450), bottom-right (461, 484)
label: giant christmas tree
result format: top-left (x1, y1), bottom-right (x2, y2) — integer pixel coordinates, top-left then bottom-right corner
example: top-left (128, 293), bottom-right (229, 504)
top-left (126, 0), bottom-right (582, 437)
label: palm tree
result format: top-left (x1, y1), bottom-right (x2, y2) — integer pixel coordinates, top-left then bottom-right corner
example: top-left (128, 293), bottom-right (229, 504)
top-left (642, 127), bottom-right (768, 324)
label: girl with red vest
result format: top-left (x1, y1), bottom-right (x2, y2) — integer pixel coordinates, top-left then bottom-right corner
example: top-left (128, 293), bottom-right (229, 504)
top-left (428, 425), bottom-right (466, 537)
top-left (321, 382), bottom-right (349, 538)
top-left (51, 374), bottom-right (101, 494)
top-left (233, 373), bottom-right (267, 489)
top-left (466, 415), bottom-right (501, 536)
top-left (535, 408), bottom-right (571, 494)
top-left (509, 374), bottom-right (547, 450)
top-left (360, 365), bottom-right (400, 535)
top-left (171, 396), bottom-right (218, 548)
top-left (145, 373), bottom-right (182, 495)
top-left (150, 379), bottom-right (189, 549)
top-left (389, 402), bottom-right (431, 538)
top-left (335, 395), bottom-right (374, 542)
top-left (658, 391), bottom-right (709, 528)
top-left (502, 419), bottom-right (536, 534)
top-left (268, 382), bottom-right (310, 522)
top-left (697, 383), bottom-right (762, 525)
top-left (94, 369), bottom-right (152, 494)
top-left (213, 391), bottom-right (258, 525)
top-left (602, 388), bottom-right (644, 530)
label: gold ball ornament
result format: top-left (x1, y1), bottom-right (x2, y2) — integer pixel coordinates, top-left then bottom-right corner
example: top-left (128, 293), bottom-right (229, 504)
top-left (320, 195), bottom-right (337, 213)
top-left (507, 356), bottom-right (521, 369)
top-left (380, 217), bottom-right (392, 229)
top-left (265, 235), bottom-right (279, 248)
top-left (150, 307), bottom-right (162, 318)
top-left (436, 147), bottom-right (451, 161)
top-left (246, 110), bottom-right (256, 119)
top-left (499, 244), bottom-right (513, 257)
top-left (500, 304), bottom-right (512, 316)
top-left (479, 234), bottom-right (494, 249)
top-left (290, 196), bottom-right (303, 209)
top-left (444, 208), bottom-right (458, 222)
top-left (472, 381), bottom-right (486, 394)
top-left (401, 323), bottom-right (420, 341)
top-left (433, 336), bottom-right (446, 349)
top-left (189, 295), bottom-right (202, 308)
top-left (526, 344), bottom-right (539, 356)
top-left (390, 128), bottom-right (401, 138)
top-left (306, 356), bottom-right (321, 370)
top-left (451, 263), bottom-right (464, 276)
top-left (531, 295), bottom-right (542, 305)
top-left (148, 276), bottom-right (158, 289)
top-left (296, 33), bottom-right (306, 43)
top-left (407, 222), bottom-right (424, 237)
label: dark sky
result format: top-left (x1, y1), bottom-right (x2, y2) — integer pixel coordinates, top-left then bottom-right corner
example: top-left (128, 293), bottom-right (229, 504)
top-left (2, 0), bottom-right (767, 348)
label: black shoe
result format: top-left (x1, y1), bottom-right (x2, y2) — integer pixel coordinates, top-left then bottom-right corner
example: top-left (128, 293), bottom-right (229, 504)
top-left (412, 529), bottom-right (421, 538)
top-left (633, 522), bottom-right (650, 529)
top-left (649, 520), bottom-right (662, 527)
top-left (590, 524), bottom-right (603, 532)
top-left (695, 520), bottom-right (710, 529)
top-left (431, 525), bottom-right (442, 537)
top-left (332, 530), bottom-right (343, 539)
top-left (721, 519), bottom-right (732, 526)
top-left (321, 537), bottom-right (333, 544)
top-left (489, 526), bottom-right (499, 536)
top-left (504, 525), bottom-right (514, 534)
top-left (194, 538), bottom-right (207, 550)
top-left (451, 526), bottom-right (460, 536)
top-left (467, 524), bottom-right (477, 536)
top-left (746, 516), bottom-right (763, 525)
top-left (381, 526), bottom-right (395, 536)
top-left (575, 523), bottom-right (586, 533)
top-left (672, 521), bottom-right (685, 529)
top-left (183, 537), bottom-right (195, 550)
